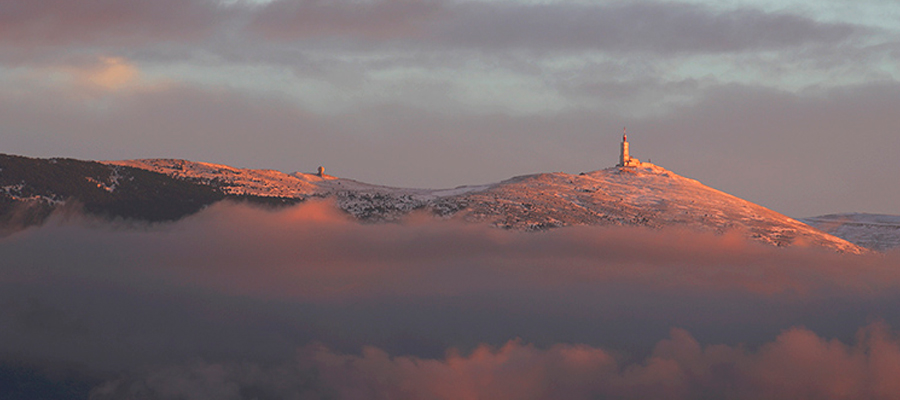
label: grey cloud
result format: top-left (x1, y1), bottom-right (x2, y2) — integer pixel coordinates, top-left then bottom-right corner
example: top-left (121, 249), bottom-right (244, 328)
top-left (243, 0), bottom-right (862, 55)
top-left (0, 0), bottom-right (865, 56)
top-left (424, 1), bottom-right (860, 54)
top-left (248, 0), bottom-right (444, 40)
top-left (0, 0), bottom-right (228, 47)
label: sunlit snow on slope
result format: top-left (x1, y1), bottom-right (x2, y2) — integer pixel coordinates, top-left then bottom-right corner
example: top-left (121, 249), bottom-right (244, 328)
top-left (108, 159), bottom-right (323, 198)
top-left (451, 164), bottom-right (862, 253)
top-left (108, 159), bottom-right (864, 253)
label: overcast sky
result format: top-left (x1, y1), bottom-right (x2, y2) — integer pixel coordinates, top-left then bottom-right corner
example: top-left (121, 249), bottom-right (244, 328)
top-left (1, 0), bottom-right (898, 216)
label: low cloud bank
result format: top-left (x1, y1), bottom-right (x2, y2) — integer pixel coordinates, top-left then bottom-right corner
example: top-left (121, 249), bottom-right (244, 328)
top-left (6, 200), bottom-right (893, 301)
top-left (92, 323), bottom-right (900, 400)
top-left (2, 201), bottom-right (900, 397)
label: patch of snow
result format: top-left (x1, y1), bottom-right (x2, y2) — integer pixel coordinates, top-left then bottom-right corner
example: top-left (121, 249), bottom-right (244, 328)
top-left (107, 166), bottom-right (122, 193)
top-left (2, 183), bottom-right (25, 196)
top-left (2, 183), bottom-right (64, 206)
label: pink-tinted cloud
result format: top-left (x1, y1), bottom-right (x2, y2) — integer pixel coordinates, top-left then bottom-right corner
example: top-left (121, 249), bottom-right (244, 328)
top-left (20, 56), bottom-right (145, 92)
top-left (308, 323), bottom-right (900, 400)
top-left (91, 322), bottom-right (900, 400)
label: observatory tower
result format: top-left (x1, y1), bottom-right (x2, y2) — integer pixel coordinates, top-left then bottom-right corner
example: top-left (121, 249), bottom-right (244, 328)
top-left (617, 128), bottom-right (641, 167)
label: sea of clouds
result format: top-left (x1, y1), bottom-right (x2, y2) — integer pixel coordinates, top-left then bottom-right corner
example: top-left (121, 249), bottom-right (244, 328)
top-left (3, 200), bottom-right (900, 399)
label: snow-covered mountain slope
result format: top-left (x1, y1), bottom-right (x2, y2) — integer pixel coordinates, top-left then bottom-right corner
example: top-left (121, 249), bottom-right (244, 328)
top-left (107, 159), bottom-right (863, 253)
top-left (108, 159), bottom-right (323, 198)
top-left (440, 164), bottom-right (862, 253)
top-left (309, 176), bottom-right (491, 221)
top-left (800, 213), bottom-right (900, 252)
top-left (104, 159), bottom-right (494, 221)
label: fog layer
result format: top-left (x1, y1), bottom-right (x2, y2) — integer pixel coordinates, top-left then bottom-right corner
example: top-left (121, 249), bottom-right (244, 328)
top-left (2, 201), bottom-right (899, 398)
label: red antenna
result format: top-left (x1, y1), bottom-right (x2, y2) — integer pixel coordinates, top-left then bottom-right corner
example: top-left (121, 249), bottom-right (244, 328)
top-left (623, 127), bottom-right (627, 141)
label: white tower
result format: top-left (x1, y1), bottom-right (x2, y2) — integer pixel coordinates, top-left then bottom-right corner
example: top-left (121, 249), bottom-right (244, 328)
top-left (617, 127), bottom-right (641, 167)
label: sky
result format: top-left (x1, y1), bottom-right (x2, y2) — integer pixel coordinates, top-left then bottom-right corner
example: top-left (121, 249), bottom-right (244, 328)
top-left (1, 0), bottom-right (899, 217)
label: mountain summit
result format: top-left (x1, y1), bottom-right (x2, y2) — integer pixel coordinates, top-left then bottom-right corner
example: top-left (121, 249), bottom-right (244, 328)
top-left (0, 152), bottom-right (865, 253)
top-left (106, 156), bottom-right (862, 253)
